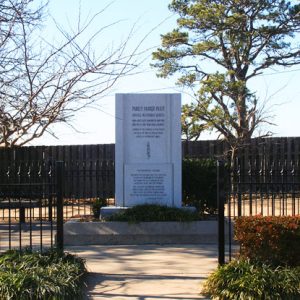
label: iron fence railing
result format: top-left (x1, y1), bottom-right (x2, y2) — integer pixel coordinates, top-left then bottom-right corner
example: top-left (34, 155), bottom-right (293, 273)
top-left (0, 161), bottom-right (64, 253)
top-left (0, 158), bottom-right (114, 253)
top-left (218, 160), bottom-right (300, 264)
top-left (229, 160), bottom-right (300, 218)
top-left (0, 160), bottom-right (115, 221)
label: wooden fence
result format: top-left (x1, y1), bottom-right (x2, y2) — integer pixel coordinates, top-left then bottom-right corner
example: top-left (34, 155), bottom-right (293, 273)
top-left (0, 143), bottom-right (115, 162)
top-left (1, 137), bottom-right (300, 198)
top-left (0, 144), bottom-right (115, 199)
top-left (1, 137), bottom-right (300, 162)
top-left (183, 137), bottom-right (300, 162)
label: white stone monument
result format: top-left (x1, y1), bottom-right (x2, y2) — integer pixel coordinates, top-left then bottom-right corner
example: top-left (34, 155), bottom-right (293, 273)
top-left (115, 93), bottom-right (181, 207)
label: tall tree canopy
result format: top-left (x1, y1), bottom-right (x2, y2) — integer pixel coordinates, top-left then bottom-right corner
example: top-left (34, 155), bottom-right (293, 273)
top-left (0, 0), bottom-right (139, 147)
top-left (153, 0), bottom-right (300, 156)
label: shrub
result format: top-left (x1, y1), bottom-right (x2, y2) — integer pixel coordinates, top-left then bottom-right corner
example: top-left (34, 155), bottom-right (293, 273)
top-left (0, 249), bottom-right (87, 300)
top-left (182, 158), bottom-right (217, 214)
top-left (234, 215), bottom-right (300, 266)
top-left (92, 198), bottom-right (107, 218)
top-left (106, 204), bottom-right (200, 222)
top-left (202, 259), bottom-right (300, 300)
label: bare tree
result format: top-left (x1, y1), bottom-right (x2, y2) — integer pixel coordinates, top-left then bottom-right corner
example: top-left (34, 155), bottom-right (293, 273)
top-left (0, 0), bottom-right (140, 147)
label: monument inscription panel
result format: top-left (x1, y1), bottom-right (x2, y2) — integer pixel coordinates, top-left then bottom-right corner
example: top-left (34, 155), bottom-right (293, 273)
top-left (124, 164), bottom-right (172, 206)
top-left (131, 105), bottom-right (165, 139)
top-left (115, 93), bottom-right (181, 207)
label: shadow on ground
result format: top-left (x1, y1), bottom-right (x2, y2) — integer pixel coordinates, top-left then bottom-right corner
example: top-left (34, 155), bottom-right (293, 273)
top-left (68, 244), bottom-right (216, 300)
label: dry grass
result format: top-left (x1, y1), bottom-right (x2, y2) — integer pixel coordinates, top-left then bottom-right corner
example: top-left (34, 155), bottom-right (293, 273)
top-left (0, 197), bottom-right (115, 224)
top-left (225, 195), bottom-right (300, 217)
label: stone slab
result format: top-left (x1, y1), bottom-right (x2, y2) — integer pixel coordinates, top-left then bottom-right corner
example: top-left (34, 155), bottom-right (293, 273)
top-left (115, 93), bottom-right (181, 207)
top-left (64, 221), bottom-right (221, 245)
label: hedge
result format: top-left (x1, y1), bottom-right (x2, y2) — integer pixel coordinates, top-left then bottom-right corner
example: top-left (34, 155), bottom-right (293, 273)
top-left (234, 215), bottom-right (300, 266)
top-left (202, 259), bottom-right (300, 300)
top-left (182, 158), bottom-right (217, 214)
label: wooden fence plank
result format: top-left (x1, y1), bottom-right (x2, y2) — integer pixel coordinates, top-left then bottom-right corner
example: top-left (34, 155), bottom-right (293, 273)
top-left (1, 138), bottom-right (300, 198)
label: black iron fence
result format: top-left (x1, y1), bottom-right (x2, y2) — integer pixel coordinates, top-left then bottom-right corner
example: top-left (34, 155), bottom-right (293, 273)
top-left (0, 144), bottom-right (115, 201)
top-left (229, 159), bottom-right (300, 217)
top-left (0, 160), bottom-right (114, 220)
top-left (2, 154), bottom-right (300, 258)
top-left (0, 158), bottom-right (114, 253)
top-left (218, 160), bottom-right (300, 264)
top-left (0, 161), bottom-right (64, 253)
top-left (62, 160), bottom-right (114, 219)
top-left (63, 160), bottom-right (114, 199)
top-left (1, 138), bottom-right (300, 196)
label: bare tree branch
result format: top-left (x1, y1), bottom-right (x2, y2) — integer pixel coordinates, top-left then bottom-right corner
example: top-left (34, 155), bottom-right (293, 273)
top-left (0, 0), bottom-right (143, 147)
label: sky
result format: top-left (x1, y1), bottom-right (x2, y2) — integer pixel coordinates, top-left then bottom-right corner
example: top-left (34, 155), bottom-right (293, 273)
top-left (31, 0), bottom-right (300, 146)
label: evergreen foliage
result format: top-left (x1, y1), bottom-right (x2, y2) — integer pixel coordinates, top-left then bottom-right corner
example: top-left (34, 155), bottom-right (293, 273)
top-left (202, 259), bottom-right (300, 300)
top-left (0, 249), bottom-right (87, 300)
top-left (153, 0), bottom-right (300, 156)
top-left (106, 204), bottom-right (200, 222)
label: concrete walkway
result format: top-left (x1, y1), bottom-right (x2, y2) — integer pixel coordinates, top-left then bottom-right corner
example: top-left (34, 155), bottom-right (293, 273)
top-left (67, 244), bottom-right (218, 300)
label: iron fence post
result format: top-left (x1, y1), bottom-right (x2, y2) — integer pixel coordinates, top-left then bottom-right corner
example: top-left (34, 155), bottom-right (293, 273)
top-left (56, 161), bottom-right (64, 251)
top-left (237, 163), bottom-right (242, 217)
top-left (217, 160), bottom-right (225, 265)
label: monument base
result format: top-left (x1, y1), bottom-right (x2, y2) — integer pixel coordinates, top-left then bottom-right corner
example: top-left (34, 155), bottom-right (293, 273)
top-left (64, 220), bottom-right (224, 245)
